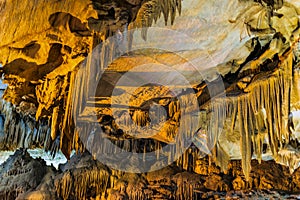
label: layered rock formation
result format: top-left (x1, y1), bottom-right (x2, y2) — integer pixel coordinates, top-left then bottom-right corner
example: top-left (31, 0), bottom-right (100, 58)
top-left (1, 0), bottom-right (300, 198)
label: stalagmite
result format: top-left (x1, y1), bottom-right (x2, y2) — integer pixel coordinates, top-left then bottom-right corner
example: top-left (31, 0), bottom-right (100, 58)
top-left (55, 162), bottom-right (110, 200)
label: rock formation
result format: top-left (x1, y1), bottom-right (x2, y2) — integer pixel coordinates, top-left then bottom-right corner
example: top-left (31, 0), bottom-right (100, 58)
top-left (2, 149), bottom-right (300, 199)
top-left (1, 0), bottom-right (300, 199)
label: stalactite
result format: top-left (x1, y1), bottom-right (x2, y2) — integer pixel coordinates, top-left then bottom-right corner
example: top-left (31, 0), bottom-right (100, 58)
top-left (173, 173), bottom-right (202, 200)
top-left (130, 0), bottom-right (182, 40)
top-left (238, 95), bottom-right (252, 181)
top-left (55, 166), bottom-right (110, 200)
top-left (0, 97), bottom-right (53, 151)
top-left (215, 141), bottom-right (230, 173)
top-left (0, 39), bottom-right (285, 184)
top-left (252, 107), bottom-right (267, 163)
top-left (56, 172), bottom-right (72, 200)
top-left (205, 51), bottom-right (294, 180)
top-left (66, 5), bottom-right (297, 182)
top-left (51, 106), bottom-right (59, 141)
top-left (132, 110), bottom-right (149, 127)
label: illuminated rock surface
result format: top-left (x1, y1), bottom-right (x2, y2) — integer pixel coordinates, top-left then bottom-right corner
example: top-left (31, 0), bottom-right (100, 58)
top-left (1, 0), bottom-right (300, 199)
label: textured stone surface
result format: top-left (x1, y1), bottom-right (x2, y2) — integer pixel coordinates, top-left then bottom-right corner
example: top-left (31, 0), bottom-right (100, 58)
top-left (1, 150), bottom-right (300, 199)
top-left (1, 0), bottom-right (300, 198)
top-left (0, 149), bottom-right (57, 200)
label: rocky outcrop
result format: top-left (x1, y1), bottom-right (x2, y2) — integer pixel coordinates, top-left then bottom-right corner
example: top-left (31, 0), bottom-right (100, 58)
top-left (0, 149), bottom-right (57, 200)
top-left (2, 150), bottom-right (300, 199)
